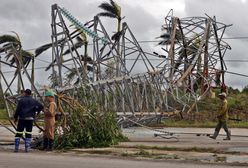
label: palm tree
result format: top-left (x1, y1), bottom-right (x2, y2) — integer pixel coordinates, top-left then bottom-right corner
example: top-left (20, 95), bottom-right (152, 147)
top-left (98, 0), bottom-right (122, 37)
top-left (98, 0), bottom-right (122, 76)
top-left (157, 26), bottom-right (183, 46)
top-left (63, 33), bottom-right (94, 84)
top-left (0, 33), bottom-right (34, 92)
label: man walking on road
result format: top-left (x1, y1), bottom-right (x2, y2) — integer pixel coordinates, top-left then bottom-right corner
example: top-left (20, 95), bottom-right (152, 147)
top-left (14, 89), bottom-right (43, 152)
top-left (210, 92), bottom-right (231, 140)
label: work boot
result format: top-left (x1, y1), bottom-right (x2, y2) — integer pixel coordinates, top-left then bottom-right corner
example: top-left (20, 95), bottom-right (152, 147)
top-left (14, 137), bottom-right (20, 152)
top-left (48, 139), bottom-right (54, 151)
top-left (209, 131), bottom-right (218, 140)
top-left (42, 138), bottom-right (49, 150)
top-left (24, 138), bottom-right (32, 152)
top-left (223, 131), bottom-right (231, 140)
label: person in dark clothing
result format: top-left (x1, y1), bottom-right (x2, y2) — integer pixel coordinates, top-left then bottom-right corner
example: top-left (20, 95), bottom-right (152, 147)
top-left (14, 89), bottom-right (43, 152)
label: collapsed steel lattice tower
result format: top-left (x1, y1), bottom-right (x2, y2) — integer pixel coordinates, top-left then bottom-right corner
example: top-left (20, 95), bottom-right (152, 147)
top-left (48, 5), bottom-right (231, 119)
top-left (0, 4), bottom-right (231, 125)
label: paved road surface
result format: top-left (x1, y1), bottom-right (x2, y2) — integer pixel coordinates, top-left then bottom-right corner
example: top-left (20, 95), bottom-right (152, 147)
top-left (0, 151), bottom-right (243, 168)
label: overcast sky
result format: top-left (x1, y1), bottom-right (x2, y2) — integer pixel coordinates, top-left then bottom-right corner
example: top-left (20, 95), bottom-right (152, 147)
top-left (0, 0), bottom-right (248, 90)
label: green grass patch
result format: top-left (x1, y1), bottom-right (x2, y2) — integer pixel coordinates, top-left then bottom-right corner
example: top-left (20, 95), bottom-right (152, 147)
top-left (0, 108), bottom-right (8, 119)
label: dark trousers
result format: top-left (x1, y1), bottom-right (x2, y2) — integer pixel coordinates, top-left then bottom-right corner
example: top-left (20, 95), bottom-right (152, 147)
top-left (15, 119), bottom-right (33, 138)
top-left (214, 120), bottom-right (229, 135)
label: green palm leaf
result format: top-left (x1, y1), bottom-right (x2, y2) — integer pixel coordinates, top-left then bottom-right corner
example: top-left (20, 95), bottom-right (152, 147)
top-left (98, 12), bottom-right (117, 19)
top-left (0, 35), bottom-right (20, 45)
top-left (63, 42), bottom-right (83, 55)
top-left (8, 50), bottom-right (33, 66)
top-left (35, 43), bottom-right (52, 57)
top-left (98, 0), bottom-right (121, 20)
top-left (63, 37), bottom-right (85, 55)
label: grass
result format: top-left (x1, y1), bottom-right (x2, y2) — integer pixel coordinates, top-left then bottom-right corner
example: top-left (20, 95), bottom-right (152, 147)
top-left (2, 106), bottom-right (248, 128)
top-left (0, 109), bottom-right (9, 124)
top-left (0, 108), bottom-right (8, 119)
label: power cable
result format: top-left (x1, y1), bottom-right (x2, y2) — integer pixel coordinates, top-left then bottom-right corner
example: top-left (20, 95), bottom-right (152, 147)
top-left (0, 36), bottom-right (247, 52)
top-left (225, 70), bottom-right (248, 78)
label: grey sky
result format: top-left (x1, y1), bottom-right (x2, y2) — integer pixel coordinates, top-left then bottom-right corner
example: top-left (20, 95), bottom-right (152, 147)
top-left (0, 0), bottom-right (248, 90)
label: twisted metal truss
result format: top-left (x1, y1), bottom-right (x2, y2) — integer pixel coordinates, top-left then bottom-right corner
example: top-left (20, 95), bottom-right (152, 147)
top-left (0, 5), bottom-right (231, 126)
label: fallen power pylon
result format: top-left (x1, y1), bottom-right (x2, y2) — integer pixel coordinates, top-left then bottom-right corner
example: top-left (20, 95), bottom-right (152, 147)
top-left (0, 5), bottom-right (231, 131)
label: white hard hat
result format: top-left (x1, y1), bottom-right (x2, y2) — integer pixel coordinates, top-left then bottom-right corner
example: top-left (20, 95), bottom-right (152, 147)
top-left (218, 92), bottom-right (227, 97)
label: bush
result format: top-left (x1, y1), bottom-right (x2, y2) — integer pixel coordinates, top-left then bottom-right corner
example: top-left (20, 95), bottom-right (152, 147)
top-left (54, 106), bottom-right (128, 149)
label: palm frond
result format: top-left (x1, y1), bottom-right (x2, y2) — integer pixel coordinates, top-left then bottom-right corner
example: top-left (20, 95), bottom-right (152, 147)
top-left (77, 36), bottom-right (87, 44)
top-left (35, 43), bottom-right (52, 57)
top-left (10, 31), bottom-right (21, 42)
top-left (81, 55), bottom-right (93, 63)
top-left (21, 50), bottom-right (34, 58)
top-left (110, 0), bottom-right (121, 19)
top-left (98, 0), bottom-right (121, 19)
top-left (157, 33), bottom-right (170, 39)
top-left (98, 2), bottom-right (116, 14)
top-left (158, 40), bottom-right (170, 45)
top-left (0, 35), bottom-right (20, 45)
top-left (21, 50), bottom-right (33, 66)
top-left (4, 52), bottom-right (14, 62)
top-left (0, 43), bottom-right (13, 53)
top-left (111, 31), bottom-right (122, 41)
top-left (97, 12), bottom-right (117, 19)
top-left (87, 65), bottom-right (93, 71)
top-left (7, 50), bottom-right (33, 66)
top-left (63, 42), bottom-right (83, 55)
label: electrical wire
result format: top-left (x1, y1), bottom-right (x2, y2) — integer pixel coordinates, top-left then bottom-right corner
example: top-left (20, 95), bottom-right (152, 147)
top-left (0, 36), bottom-right (247, 52)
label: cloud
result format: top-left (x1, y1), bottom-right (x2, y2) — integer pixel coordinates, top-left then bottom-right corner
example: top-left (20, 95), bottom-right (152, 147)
top-left (1, 0), bottom-right (247, 89)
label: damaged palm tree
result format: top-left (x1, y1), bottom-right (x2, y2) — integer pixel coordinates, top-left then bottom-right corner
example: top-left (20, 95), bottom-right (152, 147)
top-left (98, 0), bottom-right (123, 76)
top-left (0, 32), bottom-right (41, 120)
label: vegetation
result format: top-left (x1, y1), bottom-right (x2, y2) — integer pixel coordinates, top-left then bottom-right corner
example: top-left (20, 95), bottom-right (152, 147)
top-left (0, 33), bottom-right (35, 92)
top-left (0, 109), bottom-right (8, 119)
top-left (54, 104), bottom-right (128, 149)
top-left (98, 0), bottom-right (122, 76)
top-left (98, 0), bottom-right (122, 40)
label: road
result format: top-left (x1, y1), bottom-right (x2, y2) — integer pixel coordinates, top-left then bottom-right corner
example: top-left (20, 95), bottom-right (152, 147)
top-left (1, 126), bottom-right (248, 166)
top-left (0, 151), bottom-right (243, 168)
